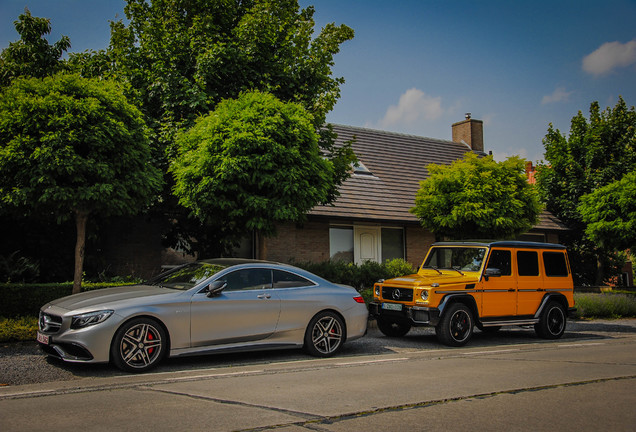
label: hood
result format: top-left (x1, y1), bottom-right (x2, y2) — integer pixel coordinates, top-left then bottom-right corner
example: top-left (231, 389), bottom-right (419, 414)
top-left (43, 285), bottom-right (181, 313)
top-left (384, 270), bottom-right (480, 287)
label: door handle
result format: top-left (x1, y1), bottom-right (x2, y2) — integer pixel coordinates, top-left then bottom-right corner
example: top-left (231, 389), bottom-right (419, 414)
top-left (257, 294), bottom-right (271, 299)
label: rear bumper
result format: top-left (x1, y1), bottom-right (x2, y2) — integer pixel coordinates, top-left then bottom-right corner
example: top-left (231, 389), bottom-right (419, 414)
top-left (369, 301), bottom-right (441, 327)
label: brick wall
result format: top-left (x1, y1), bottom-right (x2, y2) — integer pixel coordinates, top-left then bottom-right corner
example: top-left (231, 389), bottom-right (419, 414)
top-left (405, 226), bottom-right (435, 268)
top-left (267, 221), bottom-right (330, 263)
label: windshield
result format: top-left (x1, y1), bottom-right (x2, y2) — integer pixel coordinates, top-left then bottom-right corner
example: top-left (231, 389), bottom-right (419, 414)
top-left (148, 263), bottom-right (226, 290)
top-left (423, 247), bottom-right (487, 272)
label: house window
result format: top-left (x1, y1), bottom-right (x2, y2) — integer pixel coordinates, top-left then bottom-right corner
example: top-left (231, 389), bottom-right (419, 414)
top-left (329, 227), bottom-right (354, 263)
top-left (381, 228), bottom-right (404, 262)
top-left (330, 225), bottom-right (405, 264)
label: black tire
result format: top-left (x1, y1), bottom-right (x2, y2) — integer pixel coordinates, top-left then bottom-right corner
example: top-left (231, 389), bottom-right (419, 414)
top-left (436, 303), bottom-right (474, 347)
top-left (111, 318), bottom-right (167, 372)
top-left (304, 311), bottom-right (345, 357)
top-left (535, 301), bottom-right (566, 339)
top-left (377, 318), bottom-right (411, 337)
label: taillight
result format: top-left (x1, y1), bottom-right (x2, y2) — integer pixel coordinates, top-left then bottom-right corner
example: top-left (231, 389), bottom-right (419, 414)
top-left (353, 296), bottom-right (365, 304)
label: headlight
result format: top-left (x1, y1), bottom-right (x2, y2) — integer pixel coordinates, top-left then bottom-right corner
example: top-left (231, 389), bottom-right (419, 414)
top-left (71, 310), bottom-right (114, 329)
top-left (374, 285), bottom-right (380, 296)
top-left (420, 290), bottom-right (429, 301)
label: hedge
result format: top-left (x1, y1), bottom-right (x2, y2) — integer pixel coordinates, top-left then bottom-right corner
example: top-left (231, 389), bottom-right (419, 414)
top-left (0, 282), bottom-right (136, 318)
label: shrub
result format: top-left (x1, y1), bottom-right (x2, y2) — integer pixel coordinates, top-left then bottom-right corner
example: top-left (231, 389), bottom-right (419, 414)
top-left (573, 293), bottom-right (636, 318)
top-left (0, 316), bottom-right (38, 342)
top-left (0, 281), bottom-right (136, 318)
top-left (0, 251), bottom-right (40, 283)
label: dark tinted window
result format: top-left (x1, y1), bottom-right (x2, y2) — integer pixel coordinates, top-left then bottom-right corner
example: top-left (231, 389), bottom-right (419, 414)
top-left (486, 250), bottom-right (512, 276)
top-left (543, 252), bottom-right (569, 277)
top-left (273, 270), bottom-right (314, 288)
top-left (517, 251), bottom-right (539, 276)
top-left (222, 269), bottom-right (272, 291)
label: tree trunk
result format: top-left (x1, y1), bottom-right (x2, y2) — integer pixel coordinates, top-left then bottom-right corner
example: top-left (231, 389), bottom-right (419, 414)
top-left (257, 231), bottom-right (268, 260)
top-left (73, 210), bottom-right (89, 294)
top-left (595, 255), bottom-right (604, 286)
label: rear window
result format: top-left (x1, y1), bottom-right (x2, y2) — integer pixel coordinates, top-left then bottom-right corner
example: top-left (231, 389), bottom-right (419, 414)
top-left (543, 251), bottom-right (569, 277)
top-left (517, 251), bottom-right (539, 276)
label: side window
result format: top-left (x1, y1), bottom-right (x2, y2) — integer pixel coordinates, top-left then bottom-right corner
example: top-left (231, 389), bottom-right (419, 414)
top-left (486, 250), bottom-right (512, 276)
top-left (273, 270), bottom-right (314, 288)
top-left (222, 269), bottom-right (272, 291)
top-left (517, 251), bottom-right (539, 276)
top-left (543, 252), bottom-right (569, 277)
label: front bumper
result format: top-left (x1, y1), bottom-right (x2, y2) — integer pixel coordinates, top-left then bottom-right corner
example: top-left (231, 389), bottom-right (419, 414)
top-left (369, 301), bottom-right (441, 327)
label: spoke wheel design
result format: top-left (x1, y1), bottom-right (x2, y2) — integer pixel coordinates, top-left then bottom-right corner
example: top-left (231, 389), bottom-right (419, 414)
top-left (436, 303), bottom-right (474, 347)
top-left (304, 312), bottom-right (345, 357)
top-left (112, 318), bottom-right (166, 372)
top-left (535, 301), bottom-right (566, 339)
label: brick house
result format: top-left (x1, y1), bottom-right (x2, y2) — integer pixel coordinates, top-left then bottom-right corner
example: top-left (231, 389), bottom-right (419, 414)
top-left (263, 116), bottom-right (568, 269)
top-left (98, 116), bottom-right (568, 277)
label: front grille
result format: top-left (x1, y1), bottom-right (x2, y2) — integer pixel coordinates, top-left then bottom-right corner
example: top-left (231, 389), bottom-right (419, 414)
top-left (39, 312), bottom-right (62, 334)
top-left (381, 286), bottom-right (413, 302)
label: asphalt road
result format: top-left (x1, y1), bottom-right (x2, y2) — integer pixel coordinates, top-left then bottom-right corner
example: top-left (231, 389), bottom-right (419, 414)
top-left (1, 319), bottom-right (636, 431)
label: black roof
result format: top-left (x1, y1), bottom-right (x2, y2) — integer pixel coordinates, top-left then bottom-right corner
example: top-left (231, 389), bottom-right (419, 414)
top-left (431, 241), bottom-right (566, 250)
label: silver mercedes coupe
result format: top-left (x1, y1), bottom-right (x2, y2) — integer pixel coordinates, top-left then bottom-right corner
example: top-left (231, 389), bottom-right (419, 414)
top-left (37, 259), bottom-right (368, 372)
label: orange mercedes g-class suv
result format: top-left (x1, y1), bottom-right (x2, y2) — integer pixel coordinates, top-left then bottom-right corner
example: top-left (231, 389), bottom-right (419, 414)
top-left (369, 241), bottom-right (576, 346)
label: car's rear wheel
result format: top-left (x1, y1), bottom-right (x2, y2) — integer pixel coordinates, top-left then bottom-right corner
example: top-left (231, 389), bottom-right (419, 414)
top-left (436, 303), bottom-right (474, 346)
top-left (111, 318), bottom-right (167, 372)
top-left (377, 318), bottom-right (411, 337)
top-left (535, 301), bottom-right (566, 339)
top-left (304, 311), bottom-right (344, 357)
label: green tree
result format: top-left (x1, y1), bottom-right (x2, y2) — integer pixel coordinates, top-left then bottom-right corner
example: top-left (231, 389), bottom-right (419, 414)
top-left (579, 171), bottom-right (636, 253)
top-left (537, 97), bottom-right (636, 284)
top-left (411, 153), bottom-right (541, 240)
top-left (170, 91), bottom-right (352, 258)
top-left (108, 0), bottom-right (354, 162)
top-left (0, 9), bottom-right (70, 86)
top-left (0, 74), bottom-right (162, 293)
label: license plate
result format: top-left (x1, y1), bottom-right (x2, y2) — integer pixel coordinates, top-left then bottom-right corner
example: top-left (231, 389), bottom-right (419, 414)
top-left (36, 332), bottom-right (49, 345)
top-left (382, 302), bottom-right (403, 311)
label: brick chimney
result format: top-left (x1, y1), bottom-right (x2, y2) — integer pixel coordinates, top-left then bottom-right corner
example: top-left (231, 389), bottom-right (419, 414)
top-left (452, 113), bottom-right (484, 152)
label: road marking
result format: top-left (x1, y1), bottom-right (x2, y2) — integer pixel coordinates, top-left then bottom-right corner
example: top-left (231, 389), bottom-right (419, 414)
top-left (558, 342), bottom-right (605, 348)
top-left (335, 357), bottom-right (409, 366)
top-left (466, 349), bottom-right (520, 355)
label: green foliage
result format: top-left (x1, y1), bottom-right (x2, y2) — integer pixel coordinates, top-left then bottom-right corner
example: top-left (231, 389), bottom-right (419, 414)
top-left (537, 97), bottom-right (636, 284)
top-left (411, 153), bottom-right (541, 239)
top-left (579, 171), bottom-right (636, 253)
top-left (0, 73), bottom-right (162, 218)
top-left (0, 281), bottom-right (136, 318)
top-left (171, 90), bottom-right (344, 240)
top-left (0, 316), bottom-right (38, 342)
top-left (293, 258), bottom-right (416, 292)
top-left (573, 293), bottom-right (636, 319)
top-left (0, 8), bottom-right (70, 86)
top-left (108, 0), bottom-right (354, 160)
top-left (0, 251), bottom-right (40, 283)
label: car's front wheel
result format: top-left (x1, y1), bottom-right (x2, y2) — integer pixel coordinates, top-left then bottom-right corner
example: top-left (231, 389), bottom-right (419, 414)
top-left (436, 303), bottom-right (474, 347)
top-left (377, 318), bottom-right (411, 337)
top-left (111, 318), bottom-right (167, 372)
top-left (304, 311), bottom-right (345, 357)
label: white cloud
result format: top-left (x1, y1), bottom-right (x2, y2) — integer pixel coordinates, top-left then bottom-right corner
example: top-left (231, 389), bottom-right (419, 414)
top-left (541, 87), bottom-right (574, 104)
top-left (582, 40), bottom-right (636, 76)
top-left (377, 88), bottom-right (444, 128)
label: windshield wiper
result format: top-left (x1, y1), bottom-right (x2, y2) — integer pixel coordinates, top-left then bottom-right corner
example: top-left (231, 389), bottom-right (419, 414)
top-left (422, 266), bottom-right (443, 275)
top-left (452, 266), bottom-right (465, 275)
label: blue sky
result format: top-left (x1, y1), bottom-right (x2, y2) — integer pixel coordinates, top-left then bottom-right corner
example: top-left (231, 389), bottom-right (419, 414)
top-left (2, 0), bottom-right (636, 162)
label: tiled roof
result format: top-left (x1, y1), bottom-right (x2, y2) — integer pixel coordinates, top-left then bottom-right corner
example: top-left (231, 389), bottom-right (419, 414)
top-left (311, 124), bottom-right (567, 232)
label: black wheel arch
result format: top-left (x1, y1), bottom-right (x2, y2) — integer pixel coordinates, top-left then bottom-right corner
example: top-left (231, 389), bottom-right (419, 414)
top-left (438, 294), bottom-right (480, 323)
top-left (535, 294), bottom-right (569, 318)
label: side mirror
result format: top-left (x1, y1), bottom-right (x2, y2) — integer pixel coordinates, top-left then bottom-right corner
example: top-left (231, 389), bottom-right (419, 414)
top-left (205, 281), bottom-right (227, 298)
top-left (484, 268), bottom-right (502, 281)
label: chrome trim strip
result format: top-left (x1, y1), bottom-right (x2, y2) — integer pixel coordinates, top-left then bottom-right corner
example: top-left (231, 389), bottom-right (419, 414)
top-left (435, 290), bottom-right (478, 294)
